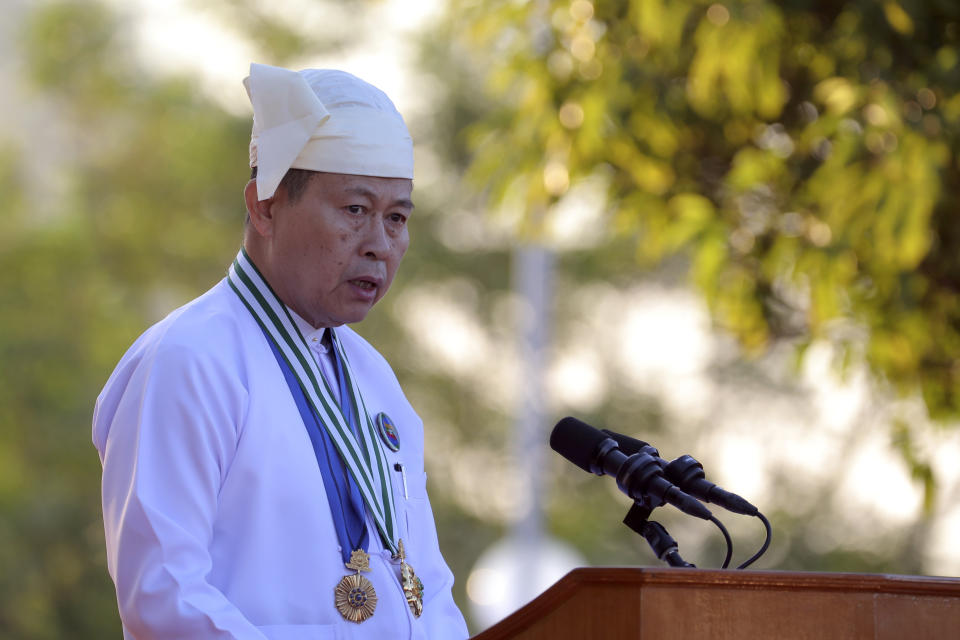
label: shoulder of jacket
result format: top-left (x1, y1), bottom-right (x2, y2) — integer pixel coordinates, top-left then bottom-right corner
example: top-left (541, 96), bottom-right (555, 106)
top-left (128, 280), bottom-right (258, 370)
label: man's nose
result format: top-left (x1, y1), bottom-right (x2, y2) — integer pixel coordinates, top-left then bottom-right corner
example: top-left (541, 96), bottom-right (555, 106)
top-left (361, 217), bottom-right (392, 258)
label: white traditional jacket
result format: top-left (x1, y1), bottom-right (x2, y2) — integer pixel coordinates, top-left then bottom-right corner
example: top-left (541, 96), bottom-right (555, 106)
top-left (93, 279), bottom-right (469, 639)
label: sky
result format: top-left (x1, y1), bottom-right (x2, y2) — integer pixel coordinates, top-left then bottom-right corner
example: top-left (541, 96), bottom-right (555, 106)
top-left (105, 0), bottom-right (444, 117)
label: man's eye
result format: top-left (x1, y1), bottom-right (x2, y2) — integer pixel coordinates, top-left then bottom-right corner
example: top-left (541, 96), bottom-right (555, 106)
top-left (389, 213), bottom-right (408, 224)
top-left (346, 205), bottom-right (365, 215)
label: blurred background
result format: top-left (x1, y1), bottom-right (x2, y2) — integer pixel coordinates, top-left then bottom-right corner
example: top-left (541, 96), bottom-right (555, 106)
top-left (2, 0), bottom-right (960, 636)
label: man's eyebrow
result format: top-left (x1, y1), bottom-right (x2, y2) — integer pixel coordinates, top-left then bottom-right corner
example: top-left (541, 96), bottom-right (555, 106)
top-left (344, 186), bottom-right (415, 210)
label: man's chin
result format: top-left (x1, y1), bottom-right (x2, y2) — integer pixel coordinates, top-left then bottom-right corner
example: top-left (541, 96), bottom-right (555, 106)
top-left (334, 305), bottom-right (376, 326)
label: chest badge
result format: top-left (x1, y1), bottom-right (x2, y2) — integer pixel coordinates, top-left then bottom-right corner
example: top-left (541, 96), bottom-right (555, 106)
top-left (375, 412), bottom-right (400, 452)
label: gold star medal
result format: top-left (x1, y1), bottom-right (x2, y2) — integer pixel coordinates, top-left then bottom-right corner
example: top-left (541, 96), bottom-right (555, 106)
top-left (335, 549), bottom-right (378, 623)
top-left (395, 539), bottom-right (424, 618)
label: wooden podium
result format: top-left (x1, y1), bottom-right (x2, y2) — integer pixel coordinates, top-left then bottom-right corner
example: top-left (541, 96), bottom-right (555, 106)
top-left (471, 568), bottom-right (960, 639)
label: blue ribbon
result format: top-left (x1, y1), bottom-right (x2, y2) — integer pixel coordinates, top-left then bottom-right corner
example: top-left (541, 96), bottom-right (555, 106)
top-left (261, 324), bottom-right (368, 564)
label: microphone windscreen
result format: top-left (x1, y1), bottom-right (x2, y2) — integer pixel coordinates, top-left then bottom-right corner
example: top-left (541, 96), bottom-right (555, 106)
top-left (550, 417), bottom-right (608, 473)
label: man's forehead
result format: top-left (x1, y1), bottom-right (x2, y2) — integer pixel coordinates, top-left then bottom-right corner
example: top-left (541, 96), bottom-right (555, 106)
top-left (317, 173), bottom-right (414, 207)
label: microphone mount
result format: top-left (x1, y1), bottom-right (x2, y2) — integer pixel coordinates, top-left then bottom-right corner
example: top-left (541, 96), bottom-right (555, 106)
top-left (623, 501), bottom-right (696, 568)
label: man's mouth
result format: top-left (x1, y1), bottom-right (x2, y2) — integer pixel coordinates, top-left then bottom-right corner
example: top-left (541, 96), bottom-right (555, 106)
top-left (350, 279), bottom-right (377, 291)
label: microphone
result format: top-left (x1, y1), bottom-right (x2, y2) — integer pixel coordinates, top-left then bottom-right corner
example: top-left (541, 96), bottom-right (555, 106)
top-left (600, 430), bottom-right (660, 459)
top-left (550, 417), bottom-right (712, 520)
top-left (601, 429), bottom-right (758, 516)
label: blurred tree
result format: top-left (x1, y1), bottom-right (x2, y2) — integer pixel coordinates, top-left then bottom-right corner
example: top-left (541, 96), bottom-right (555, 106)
top-left (443, 0), bottom-right (960, 431)
top-left (197, 0), bottom-right (373, 65)
top-left (405, 1), bottom-right (960, 626)
top-left (2, 2), bottom-right (250, 636)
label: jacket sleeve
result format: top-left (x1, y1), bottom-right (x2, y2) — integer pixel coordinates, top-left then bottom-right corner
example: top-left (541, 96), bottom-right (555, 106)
top-left (96, 338), bottom-right (267, 640)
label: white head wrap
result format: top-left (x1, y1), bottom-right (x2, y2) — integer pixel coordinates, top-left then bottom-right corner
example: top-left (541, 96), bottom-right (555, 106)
top-left (243, 62), bottom-right (414, 201)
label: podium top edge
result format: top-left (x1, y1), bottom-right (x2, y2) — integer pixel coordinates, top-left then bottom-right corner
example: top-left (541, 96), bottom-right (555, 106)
top-left (563, 566), bottom-right (960, 595)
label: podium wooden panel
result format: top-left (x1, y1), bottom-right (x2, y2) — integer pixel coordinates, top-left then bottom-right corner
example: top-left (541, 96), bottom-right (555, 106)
top-left (471, 568), bottom-right (960, 639)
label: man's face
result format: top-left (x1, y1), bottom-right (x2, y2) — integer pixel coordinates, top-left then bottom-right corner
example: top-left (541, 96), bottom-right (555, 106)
top-left (262, 172), bottom-right (413, 327)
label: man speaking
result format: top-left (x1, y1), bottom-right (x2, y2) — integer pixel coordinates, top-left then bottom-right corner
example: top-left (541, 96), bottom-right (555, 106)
top-left (92, 63), bottom-right (469, 639)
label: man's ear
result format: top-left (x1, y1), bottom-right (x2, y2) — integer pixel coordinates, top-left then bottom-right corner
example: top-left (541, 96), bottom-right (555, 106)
top-left (244, 179), bottom-right (279, 238)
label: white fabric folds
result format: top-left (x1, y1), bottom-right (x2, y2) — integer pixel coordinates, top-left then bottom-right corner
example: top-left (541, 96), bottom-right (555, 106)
top-left (244, 63), bottom-right (414, 201)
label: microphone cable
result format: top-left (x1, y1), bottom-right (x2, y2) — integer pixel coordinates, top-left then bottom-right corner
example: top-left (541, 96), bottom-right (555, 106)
top-left (709, 514), bottom-right (733, 569)
top-left (736, 511), bottom-right (772, 569)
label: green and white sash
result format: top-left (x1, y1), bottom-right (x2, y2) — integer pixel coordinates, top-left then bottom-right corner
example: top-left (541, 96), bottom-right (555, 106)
top-left (227, 248), bottom-right (399, 554)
